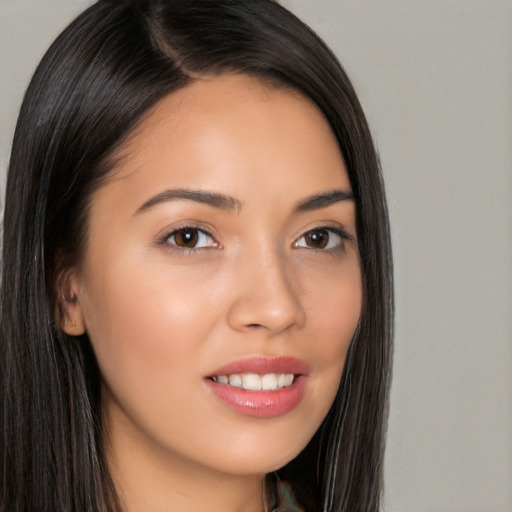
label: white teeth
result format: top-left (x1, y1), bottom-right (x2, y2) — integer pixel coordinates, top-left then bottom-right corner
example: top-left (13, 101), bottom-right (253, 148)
top-left (228, 374), bottom-right (243, 388)
top-left (261, 373), bottom-right (277, 390)
top-left (282, 374), bottom-right (294, 387)
top-left (213, 373), bottom-right (295, 390)
top-left (276, 374), bottom-right (294, 387)
top-left (216, 375), bottom-right (229, 385)
top-left (242, 373), bottom-right (262, 390)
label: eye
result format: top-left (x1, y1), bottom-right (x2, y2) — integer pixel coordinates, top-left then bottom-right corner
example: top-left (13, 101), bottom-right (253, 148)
top-left (165, 227), bottom-right (217, 250)
top-left (294, 227), bottom-right (346, 251)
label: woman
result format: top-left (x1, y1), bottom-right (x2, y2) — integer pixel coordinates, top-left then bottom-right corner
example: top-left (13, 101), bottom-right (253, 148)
top-left (0, 1), bottom-right (393, 511)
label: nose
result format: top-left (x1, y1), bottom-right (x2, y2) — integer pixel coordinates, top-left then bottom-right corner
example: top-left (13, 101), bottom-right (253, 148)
top-left (226, 247), bottom-right (306, 334)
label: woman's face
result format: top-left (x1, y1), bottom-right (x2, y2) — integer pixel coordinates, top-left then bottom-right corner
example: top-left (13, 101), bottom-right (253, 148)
top-left (64, 74), bottom-right (362, 478)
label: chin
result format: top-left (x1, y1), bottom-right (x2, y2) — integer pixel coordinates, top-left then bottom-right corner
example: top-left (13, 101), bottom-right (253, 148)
top-left (206, 436), bottom-right (310, 476)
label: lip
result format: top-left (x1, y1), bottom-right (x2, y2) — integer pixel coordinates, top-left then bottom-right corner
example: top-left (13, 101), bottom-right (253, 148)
top-left (208, 356), bottom-right (311, 376)
top-left (205, 356), bottom-right (310, 418)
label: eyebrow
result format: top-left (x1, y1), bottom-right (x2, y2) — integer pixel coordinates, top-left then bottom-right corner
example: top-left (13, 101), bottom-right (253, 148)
top-left (135, 188), bottom-right (242, 215)
top-left (294, 189), bottom-right (354, 212)
top-left (135, 187), bottom-right (353, 216)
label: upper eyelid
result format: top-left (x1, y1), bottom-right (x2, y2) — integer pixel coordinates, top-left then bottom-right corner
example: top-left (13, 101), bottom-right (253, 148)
top-left (157, 222), bottom-right (217, 240)
top-left (155, 224), bottom-right (219, 249)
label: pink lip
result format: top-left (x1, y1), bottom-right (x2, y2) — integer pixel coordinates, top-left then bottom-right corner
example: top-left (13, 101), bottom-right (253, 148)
top-left (208, 356), bottom-right (311, 377)
top-left (205, 357), bottom-right (310, 418)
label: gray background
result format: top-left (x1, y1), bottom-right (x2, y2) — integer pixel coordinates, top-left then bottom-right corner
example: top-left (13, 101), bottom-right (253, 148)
top-left (1, 1), bottom-right (511, 511)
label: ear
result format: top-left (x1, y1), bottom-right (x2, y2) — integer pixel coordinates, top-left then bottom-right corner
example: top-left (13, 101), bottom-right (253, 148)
top-left (55, 270), bottom-right (86, 336)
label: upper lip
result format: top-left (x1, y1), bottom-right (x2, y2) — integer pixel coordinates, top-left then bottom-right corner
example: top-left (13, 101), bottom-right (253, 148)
top-left (208, 356), bottom-right (311, 377)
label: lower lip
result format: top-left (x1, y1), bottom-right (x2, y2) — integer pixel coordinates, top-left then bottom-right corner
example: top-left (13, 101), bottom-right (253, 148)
top-left (205, 376), bottom-right (307, 418)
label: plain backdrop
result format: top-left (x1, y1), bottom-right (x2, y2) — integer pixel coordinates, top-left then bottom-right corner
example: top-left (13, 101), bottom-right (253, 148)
top-left (1, 1), bottom-right (511, 511)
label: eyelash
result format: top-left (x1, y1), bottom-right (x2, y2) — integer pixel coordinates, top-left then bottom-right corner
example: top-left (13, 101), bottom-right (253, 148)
top-left (157, 225), bottom-right (218, 254)
top-left (157, 225), bottom-right (352, 255)
top-left (293, 226), bottom-right (351, 254)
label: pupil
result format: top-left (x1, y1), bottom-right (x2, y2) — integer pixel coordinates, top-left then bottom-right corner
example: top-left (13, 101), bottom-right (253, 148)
top-left (307, 229), bottom-right (328, 248)
top-left (176, 228), bottom-right (198, 247)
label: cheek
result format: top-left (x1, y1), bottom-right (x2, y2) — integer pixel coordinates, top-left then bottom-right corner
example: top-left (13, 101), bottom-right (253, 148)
top-left (82, 241), bottom-right (219, 343)
top-left (79, 261), bottom-right (230, 460)
top-left (303, 257), bottom-right (362, 353)
top-left (79, 251), bottom-right (221, 405)
top-left (299, 259), bottom-right (362, 416)
top-left (324, 278), bottom-right (362, 358)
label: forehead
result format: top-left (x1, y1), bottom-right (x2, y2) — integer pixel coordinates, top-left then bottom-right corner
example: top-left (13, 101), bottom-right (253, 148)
top-left (102, 73), bottom-right (350, 208)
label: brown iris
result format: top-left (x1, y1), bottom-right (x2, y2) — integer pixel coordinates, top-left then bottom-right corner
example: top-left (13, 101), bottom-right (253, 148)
top-left (304, 229), bottom-right (330, 249)
top-left (173, 228), bottom-right (199, 248)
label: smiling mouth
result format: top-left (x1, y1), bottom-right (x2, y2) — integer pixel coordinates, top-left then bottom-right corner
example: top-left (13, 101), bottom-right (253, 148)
top-left (205, 360), bottom-right (308, 417)
top-left (208, 373), bottom-right (297, 391)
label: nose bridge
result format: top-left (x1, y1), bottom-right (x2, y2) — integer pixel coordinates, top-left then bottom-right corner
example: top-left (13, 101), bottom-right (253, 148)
top-left (227, 239), bottom-right (306, 333)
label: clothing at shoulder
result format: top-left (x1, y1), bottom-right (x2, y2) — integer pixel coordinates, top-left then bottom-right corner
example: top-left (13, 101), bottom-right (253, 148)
top-left (272, 478), bottom-right (303, 512)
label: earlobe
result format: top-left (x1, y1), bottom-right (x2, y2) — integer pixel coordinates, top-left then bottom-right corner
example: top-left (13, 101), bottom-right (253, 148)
top-left (55, 272), bottom-right (86, 336)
